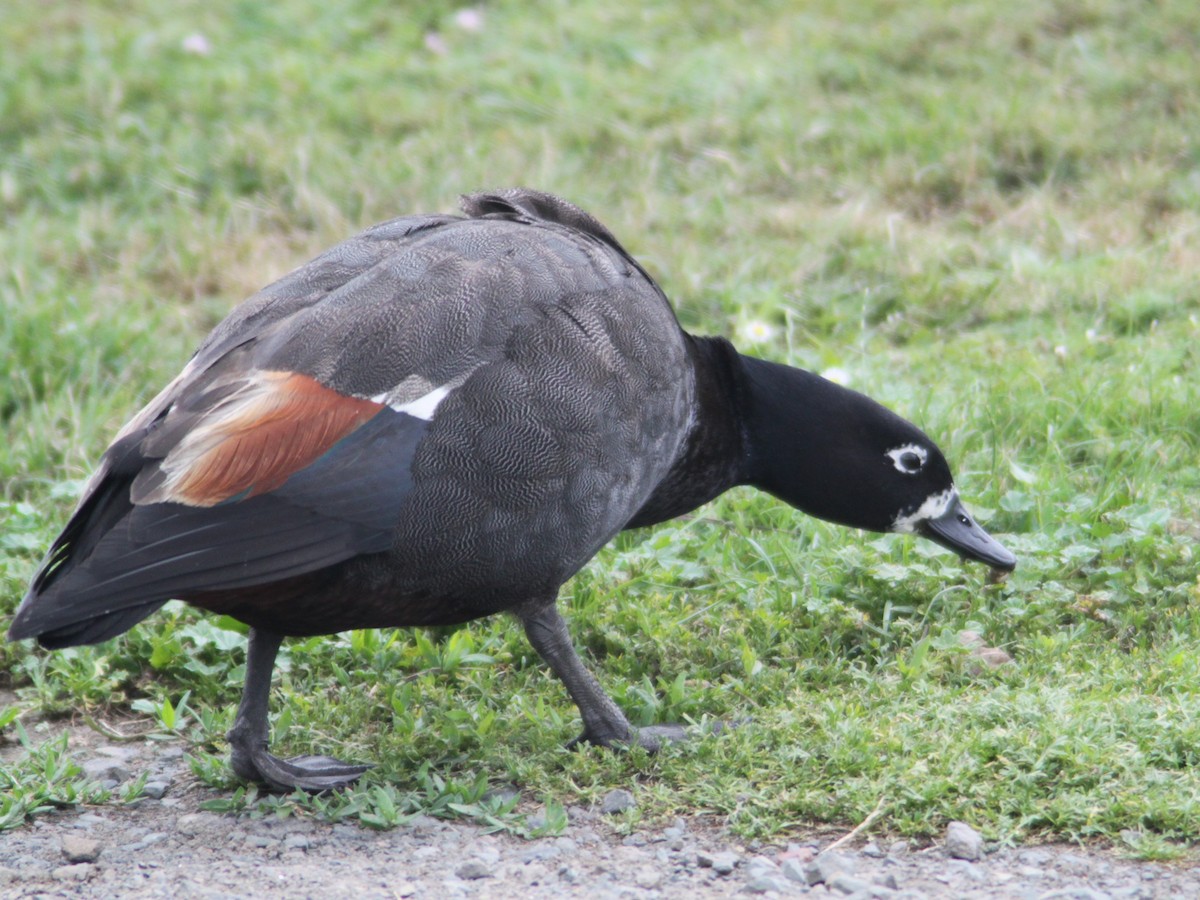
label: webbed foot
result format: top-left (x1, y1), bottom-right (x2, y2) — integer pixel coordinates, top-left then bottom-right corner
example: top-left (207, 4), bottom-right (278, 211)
top-left (230, 741), bottom-right (371, 792)
top-left (226, 628), bottom-right (370, 793)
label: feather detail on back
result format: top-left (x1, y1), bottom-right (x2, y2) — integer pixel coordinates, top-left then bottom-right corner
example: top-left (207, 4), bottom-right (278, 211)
top-left (9, 190), bottom-right (696, 649)
top-left (458, 188), bottom-right (666, 295)
top-left (460, 189), bottom-right (629, 258)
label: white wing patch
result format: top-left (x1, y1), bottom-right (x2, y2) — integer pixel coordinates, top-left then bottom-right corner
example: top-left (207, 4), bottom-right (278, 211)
top-left (371, 380), bottom-right (456, 421)
top-left (892, 487), bottom-right (956, 533)
top-left (389, 385), bottom-right (452, 420)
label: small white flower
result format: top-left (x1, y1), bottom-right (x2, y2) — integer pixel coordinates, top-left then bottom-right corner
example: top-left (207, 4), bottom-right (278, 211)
top-left (424, 31), bottom-right (449, 55)
top-left (1085, 328), bottom-right (1098, 342)
top-left (181, 33), bottom-right (211, 56)
top-left (1054, 345), bottom-right (1067, 360)
top-left (737, 319), bottom-right (777, 346)
top-left (821, 367), bottom-right (850, 386)
top-left (453, 8), bottom-right (484, 31)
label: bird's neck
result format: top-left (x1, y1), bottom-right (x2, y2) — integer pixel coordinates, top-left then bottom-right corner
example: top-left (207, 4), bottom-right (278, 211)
top-left (624, 336), bottom-right (748, 529)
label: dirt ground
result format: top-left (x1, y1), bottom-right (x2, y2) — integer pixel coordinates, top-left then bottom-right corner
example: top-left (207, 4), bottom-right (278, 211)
top-left (2, 716), bottom-right (1198, 900)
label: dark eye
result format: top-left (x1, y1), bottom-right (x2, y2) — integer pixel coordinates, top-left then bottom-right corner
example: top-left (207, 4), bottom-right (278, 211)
top-left (899, 451), bottom-right (923, 472)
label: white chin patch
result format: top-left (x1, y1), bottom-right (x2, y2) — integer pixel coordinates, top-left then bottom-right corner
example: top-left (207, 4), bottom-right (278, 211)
top-left (892, 488), bottom-right (957, 534)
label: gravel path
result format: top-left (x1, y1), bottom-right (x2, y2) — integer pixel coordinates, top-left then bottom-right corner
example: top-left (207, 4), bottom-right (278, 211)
top-left (3, 726), bottom-right (1197, 899)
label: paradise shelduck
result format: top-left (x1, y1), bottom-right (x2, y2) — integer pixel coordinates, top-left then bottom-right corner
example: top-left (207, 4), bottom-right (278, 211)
top-left (8, 189), bottom-right (1015, 791)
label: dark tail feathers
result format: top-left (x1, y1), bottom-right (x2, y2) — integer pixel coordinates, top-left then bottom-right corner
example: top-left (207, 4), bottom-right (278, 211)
top-left (13, 601), bottom-right (167, 649)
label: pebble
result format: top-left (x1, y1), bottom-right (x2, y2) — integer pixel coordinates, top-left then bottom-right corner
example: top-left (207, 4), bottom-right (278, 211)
top-left (829, 872), bottom-right (873, 895)
top-left (945, 860), bottom-right (986, 882)
top-left (945, 821), bottom-right (983, 861)
top-left (125, 830), bottom-right (172, 854)
top-left (862, 841), bottom-right (885, 858)
top-left (803, 850), bottom-right (857, 885)
top-left (61, 835), bottom-right (102, 863)
top-left (600, 789), bottom-right (636, 815)
top-left (521, 842), bottom-right (561, 863)
top-left (82, 758), bottom-right (131, 783)
top-left (634, 866), bottom-right (662, 888)
top-left (283, 834), bottom-right (311, 851)
top-left (52, 863), bottom-right (95, 881)
top-left (747, 854), bottom-right (779, 874)
top-left (142, 780), bottom-right (170, 800)
top-left (714, 852), bottom-right (740, 875)
top-left (746, 873), bottom-right (793, 893)
top-left (781, 858), bottom-right (808, 883)
top-left (176, 813), bottom-right (220, 836)
top-left (1061, 853), bottom-right (1106, 877)
top-left (780, 843), bottom-right (817, 863)
top-left (455, 860), bottom-right (492, 880)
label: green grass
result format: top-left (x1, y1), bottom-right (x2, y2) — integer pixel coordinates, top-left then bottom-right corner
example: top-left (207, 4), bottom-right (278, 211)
top-left (3, 0), bottom-right (1200, 849)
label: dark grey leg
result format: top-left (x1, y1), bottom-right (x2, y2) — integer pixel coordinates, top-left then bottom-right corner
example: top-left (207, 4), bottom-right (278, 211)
top-left (519, 602), bottom-right (688, 751)
top-left (226, 627), bottom-right (370, 792)
top-left (227, 627), bottom-right (283, 783)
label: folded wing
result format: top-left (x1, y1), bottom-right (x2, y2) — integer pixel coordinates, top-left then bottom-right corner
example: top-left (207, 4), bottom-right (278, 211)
top-left (9, 368), bottom-right (427, 647)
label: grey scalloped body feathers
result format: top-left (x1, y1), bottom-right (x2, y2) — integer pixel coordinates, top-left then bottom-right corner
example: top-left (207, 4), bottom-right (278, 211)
top-left (9, 189), bottom-right (1014, 790)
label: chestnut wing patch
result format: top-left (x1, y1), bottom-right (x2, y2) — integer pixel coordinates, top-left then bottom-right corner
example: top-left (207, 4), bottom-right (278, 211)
top-left (81, 404), bottom-right (424, 599)
top-left (132, 371), bottom-right (385, 507)
top-left (13, 380), bottom-right (431, 645)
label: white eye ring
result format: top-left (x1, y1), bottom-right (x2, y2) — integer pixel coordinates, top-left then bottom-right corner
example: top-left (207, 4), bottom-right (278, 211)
top-left (887, 443), bottom-right (927, 475)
